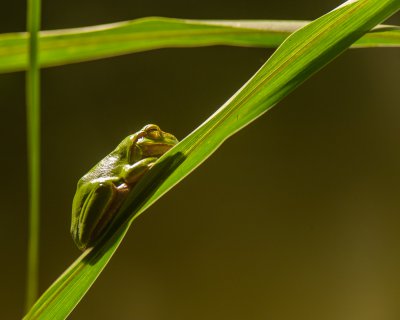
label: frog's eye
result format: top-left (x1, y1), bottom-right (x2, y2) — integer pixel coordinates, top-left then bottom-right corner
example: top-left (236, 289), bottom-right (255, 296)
top-left (144, 124), bottom-right (162, 139)
top-left (144, 124), bottom-right (160, 132)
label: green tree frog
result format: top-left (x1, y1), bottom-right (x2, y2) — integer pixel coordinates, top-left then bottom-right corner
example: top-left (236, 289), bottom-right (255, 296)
top-left (71, 124), bottom-right (178, 251)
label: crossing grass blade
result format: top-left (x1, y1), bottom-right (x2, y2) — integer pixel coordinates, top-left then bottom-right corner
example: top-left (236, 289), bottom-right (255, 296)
top-left (25, 0), bottom-right (41, 311)
top-left (23, 0), bottom-right (400, 319)
top-left (0, 18), bottom-right (399, 74)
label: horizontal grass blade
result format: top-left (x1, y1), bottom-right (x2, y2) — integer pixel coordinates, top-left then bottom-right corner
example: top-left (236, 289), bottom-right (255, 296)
top-left (24, 0), bottom-right (400, 319)
top-left (0, 18), bottom-right (399, 74)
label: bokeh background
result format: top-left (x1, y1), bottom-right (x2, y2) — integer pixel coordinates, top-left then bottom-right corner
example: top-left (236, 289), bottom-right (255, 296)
top-left (1, 0), bottom-right (400, 319)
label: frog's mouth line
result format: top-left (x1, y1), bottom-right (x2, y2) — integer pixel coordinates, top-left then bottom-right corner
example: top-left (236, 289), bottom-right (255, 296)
top-left (140, 142), bottom-right (177, 158)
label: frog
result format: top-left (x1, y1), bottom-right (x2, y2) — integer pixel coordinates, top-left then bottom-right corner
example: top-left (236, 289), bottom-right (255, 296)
top-left (71, 124), bottom-right (179, 251)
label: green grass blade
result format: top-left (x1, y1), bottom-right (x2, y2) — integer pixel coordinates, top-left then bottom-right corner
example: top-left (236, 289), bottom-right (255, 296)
top-left (23, 0), bottom-right (400, 319)
top-left (0, 18), bottom-right (399, 74)
top-left (25, 0), bottom-right (41, 311)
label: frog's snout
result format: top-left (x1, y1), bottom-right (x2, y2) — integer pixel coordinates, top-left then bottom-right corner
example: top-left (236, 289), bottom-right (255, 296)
top-left (164, 132), bottom-right (179, 145)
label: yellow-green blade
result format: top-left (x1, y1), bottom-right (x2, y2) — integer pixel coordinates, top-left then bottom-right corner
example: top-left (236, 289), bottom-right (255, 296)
top-left (24, 0), bottom-right (400, 319)
top-left (0, 18), bottom-right (399, 74)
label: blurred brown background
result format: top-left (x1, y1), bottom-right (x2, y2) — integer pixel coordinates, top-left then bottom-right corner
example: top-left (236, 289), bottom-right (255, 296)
top-left (1, 0), bottom-right (400, 319)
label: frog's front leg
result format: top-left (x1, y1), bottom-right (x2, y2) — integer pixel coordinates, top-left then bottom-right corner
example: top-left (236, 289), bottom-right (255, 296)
top-left (71, 177), bottom-right (127, 250)
top-left (122, 157), bottom-right (158, 185)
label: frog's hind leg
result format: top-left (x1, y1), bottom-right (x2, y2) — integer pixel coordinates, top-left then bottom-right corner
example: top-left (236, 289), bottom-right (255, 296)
top-left (75, 180), bottom-right (126, 250)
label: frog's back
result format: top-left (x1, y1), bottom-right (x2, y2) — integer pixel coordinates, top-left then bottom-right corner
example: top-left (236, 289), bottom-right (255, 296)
top-left (78, 136), bottom-right (131, 185)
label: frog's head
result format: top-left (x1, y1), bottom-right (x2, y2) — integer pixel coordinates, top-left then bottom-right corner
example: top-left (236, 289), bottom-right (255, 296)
top-left (135, 124), bottom-right (179, 158)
